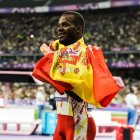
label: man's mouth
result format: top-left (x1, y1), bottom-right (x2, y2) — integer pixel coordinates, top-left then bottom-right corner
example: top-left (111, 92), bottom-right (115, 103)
top-left (58, 32), bottom-right (65, 36)
top-left (58, 34), bottom-right (65, 39)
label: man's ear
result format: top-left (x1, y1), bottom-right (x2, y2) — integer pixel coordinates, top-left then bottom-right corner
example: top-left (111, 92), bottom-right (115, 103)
top-left (76, 25), bottom-right (83, 33)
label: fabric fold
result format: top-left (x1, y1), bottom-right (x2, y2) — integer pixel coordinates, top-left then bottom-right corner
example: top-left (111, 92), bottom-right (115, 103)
top-left (86, 47), bottom-right (122, 107)
top-left (32, 53), bottom-right (73, 94)
top-left (32, 39), bottom-right (123, 108)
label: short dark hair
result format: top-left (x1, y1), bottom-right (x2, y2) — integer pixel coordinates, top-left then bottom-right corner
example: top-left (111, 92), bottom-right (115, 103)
top-left (62, 11), bottom-right (85, 30)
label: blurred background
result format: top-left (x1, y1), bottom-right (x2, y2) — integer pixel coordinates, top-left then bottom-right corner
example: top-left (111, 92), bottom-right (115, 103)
top-left (0, 0), bottom-right (140, 140)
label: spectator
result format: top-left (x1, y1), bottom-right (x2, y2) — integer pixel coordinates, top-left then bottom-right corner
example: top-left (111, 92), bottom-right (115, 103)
top-left (35, 86), bottom-right (46, 119)
top-left (124, 86), bottom-right (139, 109)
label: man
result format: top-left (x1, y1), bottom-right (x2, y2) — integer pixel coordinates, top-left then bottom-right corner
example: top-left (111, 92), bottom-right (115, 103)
top-left (124, 87), bottom-right (139, 110)
top-left (35, 86), bottom-right (46, 119)
top-left (33, 11), bottom-right (123, 139)
top-left (39, 11), bottom-right (96, 140)
top-left (124, 86), bottom-right (139, 125)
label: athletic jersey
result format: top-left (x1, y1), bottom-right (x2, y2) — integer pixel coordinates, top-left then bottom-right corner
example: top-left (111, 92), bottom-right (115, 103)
top-left (55, 91), bottom-right (88, 139)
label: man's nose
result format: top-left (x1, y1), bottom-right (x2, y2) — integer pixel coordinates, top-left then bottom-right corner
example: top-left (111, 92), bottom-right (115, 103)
top-left (58, 26), bottom-right (64, 32)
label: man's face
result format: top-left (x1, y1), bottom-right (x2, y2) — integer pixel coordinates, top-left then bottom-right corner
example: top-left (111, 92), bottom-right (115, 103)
top-left (58, 14), bottom-right (78, 46)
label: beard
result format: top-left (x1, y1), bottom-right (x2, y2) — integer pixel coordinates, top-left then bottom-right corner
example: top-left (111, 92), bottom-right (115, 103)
top-left (58, 33), bottom-right (77, 46)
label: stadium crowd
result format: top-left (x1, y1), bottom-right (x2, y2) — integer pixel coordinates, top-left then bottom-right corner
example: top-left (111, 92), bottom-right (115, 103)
top-left (0, 78), bottom-right (140, 108)
top-left (0, 82), bottom-right (55, 107)
top-left (0, 8), bottom-right (140, 107)
top-left (0, 8), bottom-right (140, 69)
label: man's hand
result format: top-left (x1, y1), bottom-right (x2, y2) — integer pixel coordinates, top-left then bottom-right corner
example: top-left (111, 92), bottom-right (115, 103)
top-left (40, 43), bottom-right (53, 55)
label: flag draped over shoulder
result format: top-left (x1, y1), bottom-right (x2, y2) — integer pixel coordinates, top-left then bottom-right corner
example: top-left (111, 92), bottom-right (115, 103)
top-left (32, 38), bottom-right (123, 108)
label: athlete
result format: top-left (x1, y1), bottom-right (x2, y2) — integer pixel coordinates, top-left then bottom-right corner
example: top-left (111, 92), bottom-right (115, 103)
top-left (39, 11), bottom-right (96, 140)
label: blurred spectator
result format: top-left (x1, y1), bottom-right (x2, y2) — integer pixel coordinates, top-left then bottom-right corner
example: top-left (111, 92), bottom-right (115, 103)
top-left (49, 94), bottom-right (56, 110)
top-left (35, 86), bottom-right (46, 119)
top-left (0, 93), bottom-right (5, 107)
top-left (124, 86), bottom-right (139, 109)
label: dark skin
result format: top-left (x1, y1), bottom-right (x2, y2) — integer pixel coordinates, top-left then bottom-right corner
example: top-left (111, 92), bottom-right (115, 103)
top-left (57, 14), bottom-right (84, 102)
top-left (40, 14), bottom-right (84, 101)
top-left (58, 14), bottom-right (83, 46)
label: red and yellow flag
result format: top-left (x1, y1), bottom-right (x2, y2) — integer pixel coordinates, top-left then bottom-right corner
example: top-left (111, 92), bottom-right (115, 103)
top-left (32, 38), bottom-right (123, 108)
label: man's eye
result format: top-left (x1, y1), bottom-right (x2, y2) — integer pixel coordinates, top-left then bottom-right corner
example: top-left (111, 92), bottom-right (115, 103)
top-left (63, 23), bottom-right (69, 26)
top-left (58, 22), bottom-right (70, 28)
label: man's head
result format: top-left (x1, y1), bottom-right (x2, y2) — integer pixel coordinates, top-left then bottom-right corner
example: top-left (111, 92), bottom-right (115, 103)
top-left (58, 11), bottom-right (85, 46)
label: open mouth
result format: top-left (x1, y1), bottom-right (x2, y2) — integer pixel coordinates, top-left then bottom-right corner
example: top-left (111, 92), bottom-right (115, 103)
top-left (58, 34), bottom-right (65, 39)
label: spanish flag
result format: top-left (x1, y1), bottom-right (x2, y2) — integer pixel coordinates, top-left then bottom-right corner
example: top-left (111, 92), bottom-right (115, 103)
top-left (32, 38), bottom-right (123, 108)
